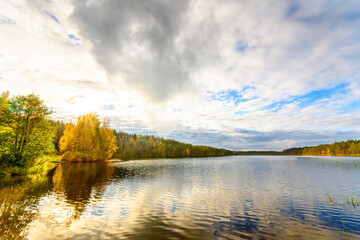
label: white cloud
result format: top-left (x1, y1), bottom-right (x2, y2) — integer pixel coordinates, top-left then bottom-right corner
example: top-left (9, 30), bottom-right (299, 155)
top-left (1, 0), bottom-right (360, 150)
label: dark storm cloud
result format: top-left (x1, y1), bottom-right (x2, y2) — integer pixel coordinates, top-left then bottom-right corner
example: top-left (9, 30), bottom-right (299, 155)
top-left (71, 0), bottom-right (199, 101)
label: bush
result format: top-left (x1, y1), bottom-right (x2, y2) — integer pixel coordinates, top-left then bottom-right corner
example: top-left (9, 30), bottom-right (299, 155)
top-left (75, 152), bottom-right (84, 162)
top-left (61, 151), bottom-right (101, 162)
top-left (61, 151), bottom-right (74, 162)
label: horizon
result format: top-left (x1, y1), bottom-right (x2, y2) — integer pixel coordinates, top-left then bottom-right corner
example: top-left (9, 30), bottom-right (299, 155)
top-left (1, 0), bottom-right (360, 151)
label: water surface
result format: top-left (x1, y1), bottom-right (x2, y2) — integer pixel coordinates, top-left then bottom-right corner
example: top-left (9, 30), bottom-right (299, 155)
top-left (1, 156), bottom-right (360, 239)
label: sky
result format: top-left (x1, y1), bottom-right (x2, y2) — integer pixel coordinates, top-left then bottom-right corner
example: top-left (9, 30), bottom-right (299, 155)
top-left (1, 0), bottom-right (360, 150)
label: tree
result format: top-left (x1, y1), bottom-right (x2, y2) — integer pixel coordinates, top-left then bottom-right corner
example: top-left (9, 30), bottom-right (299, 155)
top-left (50, 120), bottom-right (66, 152)
top-left (98, 120), bottom-right (118, 160)
top-left (111, 130), bottom-right (232, 160)
top-left (59, 113), bottom-right (118, 161)
top-left (0, 92), bottom-right (10, 118)
top-left (0, 92), bottom-right (55, 167)
top-left (0, 92), bottom-right (14, 163)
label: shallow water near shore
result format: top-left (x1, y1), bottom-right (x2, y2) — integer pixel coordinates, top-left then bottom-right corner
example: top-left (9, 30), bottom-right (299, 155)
top-left (1, 156), bottom-right (360, 239)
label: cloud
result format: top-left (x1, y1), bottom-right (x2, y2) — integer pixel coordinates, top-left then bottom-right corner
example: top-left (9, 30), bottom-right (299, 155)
top-left (70, 0), bottom-right (360, 101)
top-left (1, 0), bottom-right (360, 150)
top-left (71, 0), bottom-right (195, 101)
top-left (169, 128), bottom-right (360, 151)
top-left (65, 95), bottom-right (84, 104)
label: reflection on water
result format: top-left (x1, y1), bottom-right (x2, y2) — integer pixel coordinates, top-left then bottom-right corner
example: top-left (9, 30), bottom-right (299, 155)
top-left (1, 156), bottom-right (360, 239)
top-left (0, 174), bottom-right (53, 239)
top-left (52, 162), bottom-right (114, 226)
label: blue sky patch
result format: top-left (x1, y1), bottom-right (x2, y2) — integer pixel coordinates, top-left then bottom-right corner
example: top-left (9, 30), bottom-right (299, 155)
top-left (68, 34), bottom-right (80, 41)
top-left (235, 40), bottom-right (247, 52)
top-left (286, 3), bottom-right (326, 23)
top-left (209, 86), bottom-right (257, 106)
top-left (287, 3), bottom-right (300, 17)
top-left (103, 104), bottom-right (115, 110)
top-left (235, 110), bottom-right (249, 115)
top-left (340, 100), bottom-right (360, 114)
top-left (44, 11), bottom-right (61, 25)
top-left (264, 83), bottom-right (349, 112)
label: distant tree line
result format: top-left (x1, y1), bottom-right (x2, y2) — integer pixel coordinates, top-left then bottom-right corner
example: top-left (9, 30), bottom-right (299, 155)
top-left (281, 147), bottom-right (304, 155)
top-left (1, 92), bottom-right (231, 167)
top-left (113, 131), bottom-right (233, 159)
top-left (6, 92), bottom-right (359, 168)
top-left (45, 111), bottom-right (234, 161)
top-left (233, 151), bottom-right (282, 155)
top-left (51, 122), bottom-right (233, 161)
top-left (283, 140), bottom-right (360, 156)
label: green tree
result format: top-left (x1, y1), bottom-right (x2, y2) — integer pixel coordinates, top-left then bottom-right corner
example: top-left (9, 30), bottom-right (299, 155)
top-left (0, 92), bottom-right (55, 167)
top-left (112, 130), bottom-right (232, 160)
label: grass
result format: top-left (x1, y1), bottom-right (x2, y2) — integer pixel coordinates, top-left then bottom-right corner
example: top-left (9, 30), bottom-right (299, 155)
top-left (0, 155), bottom-right (60, 177)
top-left (327, 194), bottom-right (334, 204)
top-left (326, 194), bottom-right (360, 239)
top-left (347, 196), bottom-right (360, 209)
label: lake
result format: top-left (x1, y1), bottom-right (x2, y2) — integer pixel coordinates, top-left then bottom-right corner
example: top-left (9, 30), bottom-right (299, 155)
top-left (1, 156), bottom-right (360, 239)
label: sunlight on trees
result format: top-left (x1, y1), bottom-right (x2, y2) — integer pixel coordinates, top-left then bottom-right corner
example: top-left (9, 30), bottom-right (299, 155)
top-left (284, 140), bottom-right (360, 156)
top-left (59, 113), bottom-right (117, 161)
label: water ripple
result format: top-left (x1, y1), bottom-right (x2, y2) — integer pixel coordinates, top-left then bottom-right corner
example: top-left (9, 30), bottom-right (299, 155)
top-left (1, 156), bottom-right (360, 239)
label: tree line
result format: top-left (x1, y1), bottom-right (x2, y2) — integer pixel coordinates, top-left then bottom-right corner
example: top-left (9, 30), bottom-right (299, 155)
top-left (51, 122), bottom-right (232, 160)
top-left (50, 119), bottom-right (232, 160)
top-left (282, 140), bottom-right (360, 156)
top-left (4, 91), bottom-right (357, 170)
top-left (1, 92), bottom-right (233, 169)
top-left (113, 131), bottom-right (232, 159)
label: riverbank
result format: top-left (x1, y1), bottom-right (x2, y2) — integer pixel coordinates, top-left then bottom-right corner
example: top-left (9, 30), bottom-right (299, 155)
top-left (0, 155), bottom-right (60, 178)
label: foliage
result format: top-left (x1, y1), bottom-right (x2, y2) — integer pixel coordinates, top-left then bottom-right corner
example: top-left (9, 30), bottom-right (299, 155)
top-left (0, 92), bottom-right (55, 168)
top-left (113, 131), bottom-right (233, 160)
top-left (0, 155), bottom-right (60, 177)
top-left (233, 151), bottom-right (282, 155)
top-left (50, 119), bottom-right (66, 152)
top-left (59, 113), bottom-right (118, 161)
top-left (283, 140), bottom-right (360, 156)
top-left (282, 147), bottom-right (304, 155)
top-left (26, 155), bottom-right (60, 175)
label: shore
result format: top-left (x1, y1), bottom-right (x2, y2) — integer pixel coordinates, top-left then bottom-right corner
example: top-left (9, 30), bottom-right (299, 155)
top-left (0, 155), bottom-right (60, 177)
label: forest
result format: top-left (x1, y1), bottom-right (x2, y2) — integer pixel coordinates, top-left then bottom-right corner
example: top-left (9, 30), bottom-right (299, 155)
top-left (113, 131), bottom-right (232, 159)
top-left (233, 151), bottom-right (282, 155)
top-left (1, 91), bottom-right (360, 176)
top-left (0, 92), bottom-right (233, 174)
top-left (52, 122), bottom-right (233, 160)
top-left (283, 140), bottom-right (360, 156)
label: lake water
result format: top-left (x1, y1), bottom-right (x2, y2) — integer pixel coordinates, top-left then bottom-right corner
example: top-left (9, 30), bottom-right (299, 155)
top-left (1, 156), bottom-right (360, 239)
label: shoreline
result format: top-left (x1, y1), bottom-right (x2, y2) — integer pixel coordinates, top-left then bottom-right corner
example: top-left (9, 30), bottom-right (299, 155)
top-left (2, 153), bottom-right (360, 178)
top-left (0, 155), bottom-right (60, 178)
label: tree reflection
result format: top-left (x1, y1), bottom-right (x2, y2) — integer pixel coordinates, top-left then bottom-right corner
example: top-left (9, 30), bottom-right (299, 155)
top-left (0, 174), bottom-right (53, 239)
top-left (52, 162), bottom-right (114, 226)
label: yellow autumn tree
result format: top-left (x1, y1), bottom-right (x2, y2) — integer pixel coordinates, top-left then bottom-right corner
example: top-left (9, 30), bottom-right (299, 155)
top-left (59, 113), bottom-right (117, 162)
top-left (59, 123), bottom-right (75, 153)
